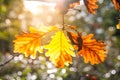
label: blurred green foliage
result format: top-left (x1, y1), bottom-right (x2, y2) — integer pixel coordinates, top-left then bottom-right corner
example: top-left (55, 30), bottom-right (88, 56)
top-left (0, 0), bottom-right (120, 80)
top-left (0, 0), bottom-right (23, 53)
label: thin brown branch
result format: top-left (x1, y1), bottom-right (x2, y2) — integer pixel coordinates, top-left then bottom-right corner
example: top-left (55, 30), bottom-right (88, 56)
top-left (62, 14), bottom-right (65, 30)
top-left (0, 54), bottom-right (20, 67)
top-left (0, 56), bottom-right (14, 67)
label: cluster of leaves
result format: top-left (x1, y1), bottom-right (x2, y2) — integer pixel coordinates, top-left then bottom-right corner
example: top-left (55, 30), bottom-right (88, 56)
top-left (13, 25), bottom-right (107, 68)
top-left (13, 0), bottom-right (120, 68)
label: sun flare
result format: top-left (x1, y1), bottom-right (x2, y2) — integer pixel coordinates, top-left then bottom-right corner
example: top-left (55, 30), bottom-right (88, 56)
top-left (23, 0), bottom-right (56, 15)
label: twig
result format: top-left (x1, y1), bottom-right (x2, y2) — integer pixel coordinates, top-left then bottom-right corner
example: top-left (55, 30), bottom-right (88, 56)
top-left (72, 8), bottom-right (81, 12)
top-left (0, 55), bottom-right (14, 67)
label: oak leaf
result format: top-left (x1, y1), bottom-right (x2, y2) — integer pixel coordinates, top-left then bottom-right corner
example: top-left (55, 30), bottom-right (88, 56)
top-left (44, 30), bottom-right (75, 68)
top-left (78, 34), bottom-right (107, 65)
top-left (13, 32), bottom-right (43, 59)
top-left (68, 32), bottom-right (107, 65)
top-left (13, 26), bottom-right (57, 59)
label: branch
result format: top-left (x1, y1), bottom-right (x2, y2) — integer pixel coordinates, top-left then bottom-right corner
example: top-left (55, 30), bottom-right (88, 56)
top-left (0, 56), bottom-right (14, 67)
top-left (0, 55), bottom-right (16, 67)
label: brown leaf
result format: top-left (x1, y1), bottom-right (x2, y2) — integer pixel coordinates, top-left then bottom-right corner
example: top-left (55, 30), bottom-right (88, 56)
top-left (67, 31), bottom-right (83, 51)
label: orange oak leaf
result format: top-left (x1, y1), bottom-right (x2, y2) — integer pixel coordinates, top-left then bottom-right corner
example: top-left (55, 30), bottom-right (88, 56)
top-left (78, 34), bottom-right (107, 65)
top-left (13, 32), bottom-right (43, 59)
top-left (112, 0), bottom-right (120, 10)
top-left (68, 32), bottom-right (107, 65)
top-left (13, 26), bottom-right (57, 59)
top-left (83, 0), bottom-right (98, 14)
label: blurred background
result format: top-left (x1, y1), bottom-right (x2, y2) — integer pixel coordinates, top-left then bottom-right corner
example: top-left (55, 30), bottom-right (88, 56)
top-left (0, 0), bottom-right (120, 80)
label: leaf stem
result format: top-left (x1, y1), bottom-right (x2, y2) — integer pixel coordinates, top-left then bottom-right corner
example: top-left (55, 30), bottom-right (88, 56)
top-left (62, 14), bottom-right (65, 30)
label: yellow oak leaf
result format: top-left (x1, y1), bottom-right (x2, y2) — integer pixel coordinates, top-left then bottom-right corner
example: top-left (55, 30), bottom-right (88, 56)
top-left (13, 26), bottom-right (57, 59)
top-left (44, 30), bottom-right (75, 68)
